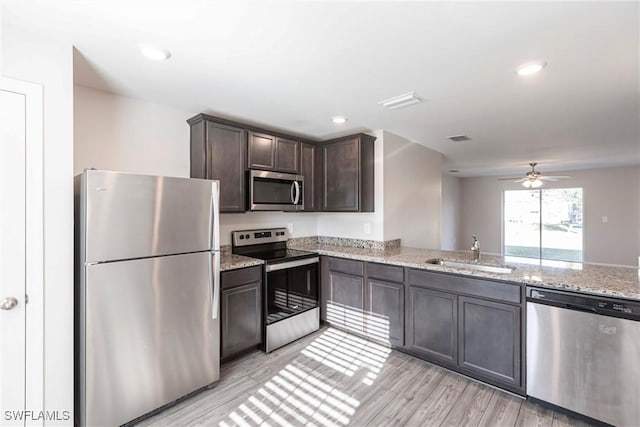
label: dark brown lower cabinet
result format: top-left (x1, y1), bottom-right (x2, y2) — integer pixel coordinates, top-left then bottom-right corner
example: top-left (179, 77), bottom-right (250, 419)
top-left (405, 286), bottom-right (458, 366)
top-left (366, 278), bottom-right (404, 347)
top-left (321, 258), bottom-right (404, 344)
top-left (324, 270), bottom-right (365, 334)
top-left (221, 266), bottom-right (262, 361)
top-left (458, 296), bottom-right (521, 388)
top-left (318, 257), bottom-right (524, 395)
top-left (404, 268), bottom-right (525, 394)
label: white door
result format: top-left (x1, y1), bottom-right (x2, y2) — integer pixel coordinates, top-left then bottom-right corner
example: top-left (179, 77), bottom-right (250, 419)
top-left (0, 77), bottom-right (43, 426)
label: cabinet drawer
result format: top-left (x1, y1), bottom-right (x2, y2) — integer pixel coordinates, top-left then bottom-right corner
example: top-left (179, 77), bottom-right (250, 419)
top-left (367, 262), bottom-right (404, 283)
top-left (328, 257), bottom-right (364, 276)
top-left (221, 265), bottom-right (262, 290)
top-left (408, 269), bottom-right (521, 304)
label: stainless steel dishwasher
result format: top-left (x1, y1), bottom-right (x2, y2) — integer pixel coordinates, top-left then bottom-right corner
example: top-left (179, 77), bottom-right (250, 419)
top-left (526, 287), bottom-right (640, 426)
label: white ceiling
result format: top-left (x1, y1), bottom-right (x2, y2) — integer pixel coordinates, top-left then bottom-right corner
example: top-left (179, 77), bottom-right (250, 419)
top-left (3, 0), bottom-right (639, 177)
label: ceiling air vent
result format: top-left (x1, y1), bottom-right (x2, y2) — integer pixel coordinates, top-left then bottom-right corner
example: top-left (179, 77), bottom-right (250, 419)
top-left (447, 135), bottom-right (472, 142)
top-left (378, 92), bottom-right (424, 109)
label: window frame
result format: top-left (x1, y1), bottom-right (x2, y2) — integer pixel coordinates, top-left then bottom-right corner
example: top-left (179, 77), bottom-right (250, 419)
top-left (501, 187), bottom-right (584, 264)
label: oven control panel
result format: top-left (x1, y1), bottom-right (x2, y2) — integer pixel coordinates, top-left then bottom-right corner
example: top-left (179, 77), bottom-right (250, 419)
top-left (232, 228), bottom-right (288, 247)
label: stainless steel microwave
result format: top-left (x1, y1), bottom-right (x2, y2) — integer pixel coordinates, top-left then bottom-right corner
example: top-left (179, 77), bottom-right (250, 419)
top-left (249, 170), bottom-right (304, 211)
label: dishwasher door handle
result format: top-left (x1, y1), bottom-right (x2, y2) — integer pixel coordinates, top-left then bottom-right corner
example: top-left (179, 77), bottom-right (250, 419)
top-left (566, 303), bottom-right (598, 314)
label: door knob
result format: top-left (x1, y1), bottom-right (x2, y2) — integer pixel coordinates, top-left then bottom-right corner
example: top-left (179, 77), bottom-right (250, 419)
top-left (0, 297), bottom-right (18, 310)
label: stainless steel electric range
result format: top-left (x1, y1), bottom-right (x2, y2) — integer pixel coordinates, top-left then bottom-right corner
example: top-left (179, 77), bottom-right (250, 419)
top-left (232, 228), bottom-right (319, 352)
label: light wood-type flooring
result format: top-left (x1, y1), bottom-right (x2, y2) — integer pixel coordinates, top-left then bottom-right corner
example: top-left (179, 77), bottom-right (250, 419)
top-left (137, 327), bottom-right (594, 427)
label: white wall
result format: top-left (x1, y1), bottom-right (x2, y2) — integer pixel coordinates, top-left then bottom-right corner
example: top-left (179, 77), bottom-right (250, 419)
top-left (441, 173), bottom-right (461, 251)
top-left (383, 131), bottom-right (443, 248)
top-left (316, 130), bottom-right (385, 240)
top-left (74, 84), bottom-right (193, 176)
top-left (459, 165), bottom-right (640, 266)
top-left (2, 22), bottom-right (74, 423)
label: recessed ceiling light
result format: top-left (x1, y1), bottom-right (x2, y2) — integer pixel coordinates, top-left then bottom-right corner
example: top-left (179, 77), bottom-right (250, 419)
top-left (331, 116), bottom-right (348, 124)
top-left (138, 43), bottom-right (171, 61)
top-left (378, 92), bottom-right (424, 109)
top-left (516, 61), bottom-right (547, 77)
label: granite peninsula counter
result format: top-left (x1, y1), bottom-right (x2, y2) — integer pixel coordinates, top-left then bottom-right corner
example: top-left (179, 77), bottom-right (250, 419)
top-left (286, 242), bottom-right (640, 301)
top-left (220, 250), bottom-right (264, 272)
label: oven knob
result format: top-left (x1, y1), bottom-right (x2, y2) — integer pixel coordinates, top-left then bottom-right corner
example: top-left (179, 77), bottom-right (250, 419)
top-left (239, 235), bottom-right (244, 240)
top-left (245, 234), bottom-right (250, 239)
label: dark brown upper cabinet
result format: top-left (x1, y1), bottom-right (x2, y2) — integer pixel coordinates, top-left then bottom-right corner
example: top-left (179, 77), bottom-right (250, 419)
top-left (189, 114), bottom-right (376, 214)
top-left (248, 131), bottom-right (276, 170)
top-left (321, 133), bottom-right (375, 212)
top-left (300, 142), bottom-right (321, 211)
top-left (275, 137), bottom-right (300, 174)
top-left (189, 116), bottom-right (246, 213)
top-left (248, 132), bottom-right (300, 174)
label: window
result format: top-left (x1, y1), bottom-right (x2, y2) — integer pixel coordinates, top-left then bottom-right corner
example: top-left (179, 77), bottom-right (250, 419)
top-left (504, 188), bottom-right (583, 262)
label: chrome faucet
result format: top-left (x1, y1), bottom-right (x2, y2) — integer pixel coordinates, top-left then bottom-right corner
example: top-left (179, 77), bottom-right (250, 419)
top-left (471, 235), bottom-right (480, 263)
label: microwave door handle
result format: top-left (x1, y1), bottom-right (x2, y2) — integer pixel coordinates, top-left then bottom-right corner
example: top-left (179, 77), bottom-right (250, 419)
top-left (293, 181), bottom-right (301, 205)
top-left (290, 181), bottom-right (296, 204)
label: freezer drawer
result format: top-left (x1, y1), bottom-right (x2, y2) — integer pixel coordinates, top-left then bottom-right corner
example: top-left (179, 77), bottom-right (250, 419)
top-left (527, 302), bottom-right (640, 426)
top-left (78, 252), bottom-right (220, 427)
top-left (80, 170), bottom-right (218, 262)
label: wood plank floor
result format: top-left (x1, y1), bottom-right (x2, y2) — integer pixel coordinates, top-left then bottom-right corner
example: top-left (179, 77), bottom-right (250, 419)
top-left (137, 327), bottom-right (594, 427)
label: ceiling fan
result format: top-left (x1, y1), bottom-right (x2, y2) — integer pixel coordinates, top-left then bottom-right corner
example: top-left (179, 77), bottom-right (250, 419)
top-left (498, 163), bottom-right (571, 188)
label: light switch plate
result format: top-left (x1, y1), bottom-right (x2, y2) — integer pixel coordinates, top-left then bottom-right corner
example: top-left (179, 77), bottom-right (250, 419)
top-left (364, 223), bottom-right (371, 234)
top-left (601, 216), bottom-right (608, 223)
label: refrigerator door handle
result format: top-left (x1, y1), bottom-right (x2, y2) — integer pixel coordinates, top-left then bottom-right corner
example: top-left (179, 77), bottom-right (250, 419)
top-left (210, 181), bottom-right (220, 251)
top-left (209, 253), bottom-right (220, 320)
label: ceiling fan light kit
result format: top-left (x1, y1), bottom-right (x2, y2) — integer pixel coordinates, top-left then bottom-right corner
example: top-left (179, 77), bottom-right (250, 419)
top-left (522, 178), bottom-right (543, 188)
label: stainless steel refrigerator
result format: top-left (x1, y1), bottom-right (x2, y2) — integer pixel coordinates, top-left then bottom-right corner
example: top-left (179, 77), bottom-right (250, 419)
top-left (75, 170), bottom-right (220, 427)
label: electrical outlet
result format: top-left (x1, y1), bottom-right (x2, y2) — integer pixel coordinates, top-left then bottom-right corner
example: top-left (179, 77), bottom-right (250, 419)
top-left (364, 223), bottom-right (371, 235)
top-left (287, 223), bottom-right (294, 234)
top-left (601, 216), bottom-right (608, 223)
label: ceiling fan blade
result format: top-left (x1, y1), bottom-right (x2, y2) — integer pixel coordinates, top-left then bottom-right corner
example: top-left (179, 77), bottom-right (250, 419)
top-left (497, 177), bottom-right (522, 181)
top-left (540, 175), bottom-right (571, 179)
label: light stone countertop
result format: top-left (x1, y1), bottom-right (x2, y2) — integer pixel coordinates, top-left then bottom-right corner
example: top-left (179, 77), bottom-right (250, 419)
top-left (220, 252), bottom-right (264, 272)
top-left (287, 242), bottom-right (640, 301)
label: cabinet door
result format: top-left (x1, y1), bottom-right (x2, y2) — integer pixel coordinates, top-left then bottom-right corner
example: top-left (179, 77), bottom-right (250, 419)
top-left (300, 143), bottom-right (320, 211)
top-left (406, 286), bottom-right (457, 366)
top-left (325, 270), bottom-right (365, 334)
top-left (366, 278), bottom-right (403, 346)
top-left (275, 137), bottom-right (300, 174)
top-left (205, 121), bottom-right (246, 213)
top-left (221, 281), bottom-right (262, 360)
top-left (248, 131), bottom-right (276, 170)
top-left (322, 137), bottom-right (360, 211)
top-left (190, 121), bottom-right (246, 213)
top-left (458, 296), bottom-right (521, 388)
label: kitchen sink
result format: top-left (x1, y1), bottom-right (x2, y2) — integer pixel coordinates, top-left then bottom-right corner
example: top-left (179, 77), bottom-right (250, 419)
top-left (426, 258), bottom-right (515, 274)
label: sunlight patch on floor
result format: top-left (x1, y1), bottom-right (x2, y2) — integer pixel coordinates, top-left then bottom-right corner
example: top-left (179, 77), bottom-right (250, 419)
top-left (216, 327), bottom-right (391, 426)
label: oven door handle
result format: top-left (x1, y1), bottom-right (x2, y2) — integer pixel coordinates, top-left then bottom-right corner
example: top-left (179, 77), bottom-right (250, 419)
top-left (266, 257), bottom-right (319, 272)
